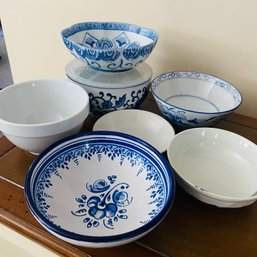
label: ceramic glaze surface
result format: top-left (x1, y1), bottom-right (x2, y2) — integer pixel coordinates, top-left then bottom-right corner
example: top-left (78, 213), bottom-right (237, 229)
top-left (151, 71), bottom-right (242, 128)
top-left (66, 60), bottom-right (152, 116)
top-left (25, 132), bottom-right (175, 247)
top-left (0, 80), bottom-right (89, 154)
top-left (167, 128), bottom-right (257, 208)
top-left (61, 22), bottom-right (158, 71)
top-left (93, 109), bottom-right (175, 153)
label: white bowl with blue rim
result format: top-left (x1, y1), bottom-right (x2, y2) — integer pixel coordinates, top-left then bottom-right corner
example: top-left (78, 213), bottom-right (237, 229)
top-left (65, 59), bottom-right (152, 116)
top-left (0, 80), bottom-right (89, 154)
top-left (93, 109), bottom-right (175, 153)
top-left (167, 127), bottom-right (257, 208)
top-left (25, 131), bottom-right (175, 247)
top-left (61, 22), bottom-right (158, 72)
top-left (151, 71), bottom-right (242, 128)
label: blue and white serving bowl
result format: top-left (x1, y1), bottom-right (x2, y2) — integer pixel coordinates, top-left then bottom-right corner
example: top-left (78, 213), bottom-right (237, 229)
top-left (65, 59), bottom-right (152, 116)
top-left (151, 71), bottom-right (242, 128)
top-left (25, 131), bottom-right (175, 247)
top-left (61, 22), bottom-right (158, 72)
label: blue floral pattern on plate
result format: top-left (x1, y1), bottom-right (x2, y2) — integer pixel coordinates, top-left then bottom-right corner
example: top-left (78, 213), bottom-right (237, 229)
top-left (71, 175), bottom-right (133, 229)
top-left (25, 132), bottom-right (175, 246)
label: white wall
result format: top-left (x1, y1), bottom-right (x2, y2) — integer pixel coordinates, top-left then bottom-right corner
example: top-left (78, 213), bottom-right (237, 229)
top-left (1, 0), bottom-right (257, 118)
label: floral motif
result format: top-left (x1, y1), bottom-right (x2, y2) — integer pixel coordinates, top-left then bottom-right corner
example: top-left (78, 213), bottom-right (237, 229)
top-left (99, 50), bottom-right (120, 62)
top-left (34, 137), bottom-right (168, 229)
top-left (140, 44), bottom-right (153, 57)
top-left (71, 176), bottom-right (133, 229)
top-left (89, 87), bottom-right (147, 116)
top-left (123, 42), bottom-right (140, 60)
top-left (158, 101), bottom-right (224, 127)
top-left (96, 38), bottom-right (113, 49)
top-left (62, 23), bottom-right (158, 71)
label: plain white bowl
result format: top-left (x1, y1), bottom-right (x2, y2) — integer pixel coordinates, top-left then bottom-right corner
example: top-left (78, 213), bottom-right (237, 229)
top-left (65, 59), bottom-right (152, 116)
top-left (93, 109), bottom-right (175, 153)
top-left (61, 22), bottom-right (158, 72)
top-left (25, 131), bottom-right (175, 247)
top-left (167, 127), bottom-right (257, 208)
top-left (0, 80), bottom-right (90, 154)
top-left (151, 71), bottom-right (242, 128)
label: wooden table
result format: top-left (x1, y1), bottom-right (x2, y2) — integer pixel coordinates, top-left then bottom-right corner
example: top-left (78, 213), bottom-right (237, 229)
top-left (1, 94), bottom-right (257, 257)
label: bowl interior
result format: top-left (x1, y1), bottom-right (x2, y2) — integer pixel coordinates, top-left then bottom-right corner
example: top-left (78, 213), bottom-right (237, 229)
top-left (93, 110), bottom-right (175, 153)
top-left (168, 128), bottom-right (257, 199)
top-left (70, 30), bottom-right (153, 48)
top-left (26, 132), bottom-right (174, 242)
top-left (64, 22), bottom-right (157, 49)
top-left (152, 72), bottom-right (242, 113)
top-left (0, 80), bottom-right (87, 125)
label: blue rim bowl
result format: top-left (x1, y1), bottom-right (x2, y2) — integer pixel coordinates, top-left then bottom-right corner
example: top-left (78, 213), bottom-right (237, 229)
top-left (25, 131), bottom-right (175, 247)
top-left (151, 71), bottom-right (242, 128)
top-left (61, 22), bottom-right (158, 72)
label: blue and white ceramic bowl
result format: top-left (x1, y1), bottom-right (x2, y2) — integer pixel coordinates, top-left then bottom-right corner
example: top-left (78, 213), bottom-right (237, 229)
top-left (25, 132), bottom-right (175, 247)
top-left (151, 71), bottom-right (242, 128)
top-left (65, 59), bottom-right (152, 116)
top-left (61, 22), bottom-right (158, 72)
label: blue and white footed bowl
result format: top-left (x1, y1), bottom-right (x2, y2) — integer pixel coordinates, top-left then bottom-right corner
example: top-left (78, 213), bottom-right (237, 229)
top-left (151, 71), bottom-right (242, 128)
top-left (25, 132), bottom-right (175, 247)
top-left (65, 59), bottom-right (153, 116)
top-left (61, 22), bottom-right (158, 72)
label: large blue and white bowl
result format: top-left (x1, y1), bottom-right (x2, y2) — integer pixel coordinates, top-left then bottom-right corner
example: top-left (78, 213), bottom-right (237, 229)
top-left (61, 22), bottom-right (158, 72)
top-left (151, 71), bottom-right (242, 128)
top-left (25, 132), bottom-right (175, 247)
top-left (65, 59), bottom-right (152, 116)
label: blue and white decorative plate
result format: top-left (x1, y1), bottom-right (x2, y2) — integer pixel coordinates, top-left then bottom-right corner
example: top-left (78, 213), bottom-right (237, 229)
top-left (25, 131), bottom-right (175, 247)
top-left (61, 22), bottom-right (158, 72)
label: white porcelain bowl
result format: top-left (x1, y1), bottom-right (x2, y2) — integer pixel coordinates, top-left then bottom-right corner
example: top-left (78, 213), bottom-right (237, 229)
top-left (151, 71), bottom-right (242, 128)
top-left (167, 128), bottom-right (257, 208)
top-left (65, 59), bottom-right (152, 116)
top-left (93, 109), bottom-right (175, 153)
top-left (61, 22), bottom-right (158, 72)
top-left (25, 132), bottom-right (175, 247)
top-left (0, 80), bottom-right (90, 154)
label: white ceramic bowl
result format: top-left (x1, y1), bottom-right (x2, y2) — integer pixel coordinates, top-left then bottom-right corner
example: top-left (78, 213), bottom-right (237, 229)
top-left (65, 59), bottom-right (152, 116)
top-left (61, 22), bottom-right (158, 72)
top-left (151, 71), bottom-right (242, 128)
top-left (167, 127), bottom-right (257, 208)
top-left (0, 80), bottom-right (90, 154)
top-left (93, 109), bottom-right (175, 153)
top-left (25, 131), bottom-right (175, 247)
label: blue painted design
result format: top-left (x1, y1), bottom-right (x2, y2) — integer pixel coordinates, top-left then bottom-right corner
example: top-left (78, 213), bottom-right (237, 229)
top-left (100, 50), bottom-right (120, 62)
top-left (61, 22), bottom-right (158, 71)
top-left (165, 94), bottom-right (220, 112)
top-left (157, 100), bottom-right (226, 127)
top-left (140, 44), bottom-right (153, 57)
top-left (82, 32), bottom-right (99, 47)
top-left (71, 176), bottom-right (132, 229)
top-left (123, 42), bottom-right (140, 60)
top-left (88, 87), bottom-right (147, 116)
top-left (151, 71), bottom-right (242, 106)
top-left (25, 132), bottom-right (175, 244)
top-left (151, 71), bottom-right (242, 127)
top-left (96, 38), bottom-right (113, 49)
top-left (114, 32), bottom-right (130, 47)
top-left (33, 137), bottom-right (169, 225)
